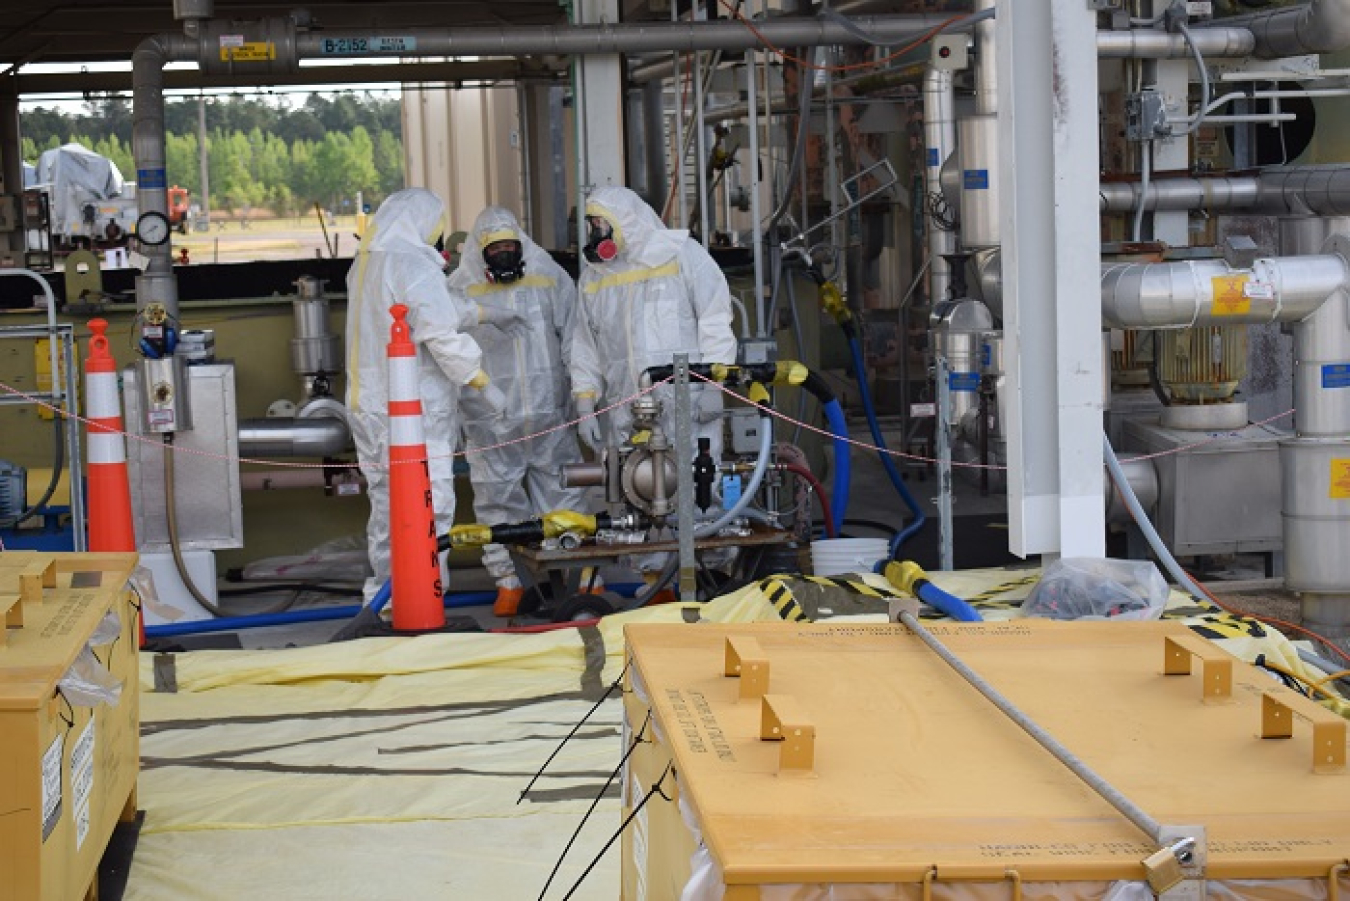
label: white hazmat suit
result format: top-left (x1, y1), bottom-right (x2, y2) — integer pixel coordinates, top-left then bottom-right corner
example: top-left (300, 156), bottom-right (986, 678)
top-left (570, 185), bottom-right (738, 460)
top-left (449, 207), bottom-right (592, 611)
top-left (345, 188), bottom-right (506, 598)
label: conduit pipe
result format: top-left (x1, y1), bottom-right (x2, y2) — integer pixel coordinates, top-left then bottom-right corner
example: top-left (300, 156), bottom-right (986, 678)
top-left (1216, 0), bottom-right (1350, 59)
top-left (1100, 255), bottom-right (1350, 329)
top-left (237, 417), bottom-right (352, 457)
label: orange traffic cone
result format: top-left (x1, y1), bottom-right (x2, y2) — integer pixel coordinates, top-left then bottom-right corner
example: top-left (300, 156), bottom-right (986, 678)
top-left (386, 304), bottom-right (445, 632)
top-left (83, 319), bottom-right (141, 643)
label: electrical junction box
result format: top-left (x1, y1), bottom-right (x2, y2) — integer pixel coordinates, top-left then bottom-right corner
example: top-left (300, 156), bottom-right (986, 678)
top-left (736, 337), bottom-right (777, 367)
top-left (1126, 90), bottom-right (1169, 142)
top-left (727, 407), bottom-right (763, 456)
top-left (931, 34), bottom-right (968, 71)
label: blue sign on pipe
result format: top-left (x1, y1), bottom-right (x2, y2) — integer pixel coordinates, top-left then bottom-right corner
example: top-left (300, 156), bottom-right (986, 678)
top-left (137, 168), bottom-right (167, 189)
top-left (1324, 363), bottom-right (1350, 389)
top-left (949, 372), bottom-right (980, 392)
top-left (962, 170), bottom-right (989, 190)
top-left (927, 148), bottom-right (940, 168)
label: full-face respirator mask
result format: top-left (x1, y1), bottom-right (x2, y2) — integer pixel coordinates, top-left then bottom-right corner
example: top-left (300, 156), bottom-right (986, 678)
top-left (483, 240), bottom-right (525, 284)
top-left (583, 216), bottom-right (618, 264)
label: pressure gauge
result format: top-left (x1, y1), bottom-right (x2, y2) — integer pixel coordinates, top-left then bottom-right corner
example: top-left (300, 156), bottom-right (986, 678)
top-left (135, 211), bottom-right (171, 246)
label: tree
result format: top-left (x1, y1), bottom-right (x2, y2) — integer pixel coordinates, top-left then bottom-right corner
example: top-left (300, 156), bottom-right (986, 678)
top-left (374, 130), bottom-right (405, 200)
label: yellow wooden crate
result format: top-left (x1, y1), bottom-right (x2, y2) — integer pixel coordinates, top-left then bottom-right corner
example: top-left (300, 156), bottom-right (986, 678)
top-left (622, 620), bottom-right (1350, 899)
top-left (0, 552), bottom-right (140, 901)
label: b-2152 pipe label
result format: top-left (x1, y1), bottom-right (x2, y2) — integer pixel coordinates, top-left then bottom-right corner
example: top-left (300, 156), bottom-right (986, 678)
top-left (319, 36), bottom-right (417, 55)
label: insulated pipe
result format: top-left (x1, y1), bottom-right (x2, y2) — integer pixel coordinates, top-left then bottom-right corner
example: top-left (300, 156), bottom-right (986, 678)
top-left (1099, 168), bottom-right (1350, 216)
top-left (293, 16), bottom-right (952, 59)
top-left (923, 67), bottom-right (957, 304)
top-left (1099, 177), bottom-right (1261, 213)
top-left (973, 0), bottom-right (997, 116)
top-left (1096, 28), bottom-right (1255, 58)
top-left (1100, 256), bottom-right (1350, 329)
top-left (1217, 0), bottom-right (1350, 59)
top-left (237, 417), bottom-right (352, 457)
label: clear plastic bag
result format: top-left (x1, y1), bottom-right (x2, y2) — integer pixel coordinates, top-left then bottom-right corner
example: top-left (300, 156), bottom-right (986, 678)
top-left (1023, 558), bottom-right (1167, 622)
top-left (241, 534), bottom-right (372, 583)
top-left (59, 646), bottom-right (123, 707)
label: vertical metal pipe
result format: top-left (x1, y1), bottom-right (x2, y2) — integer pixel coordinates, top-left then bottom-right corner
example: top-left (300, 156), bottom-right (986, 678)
top-left (672, 0), bottom-right (688, 228)
top-left (643, 79), bottom-right (668, 217)
top-left (694, 3), bottom-right (711, 245)
top-left (674, 355), bottom-right (697, 601)
top-left (923, 67), bottom-right (956, 303)
top-left (974, 0), bottom-right (998, 116)
top-left (936, 353), bottom-right (954, 570)
top-left (517, 84), bottom-right (535, 238)
top-left (747, 49), bottom-right (766, 336)
top-left (197, 94), bottom-right (210, 228)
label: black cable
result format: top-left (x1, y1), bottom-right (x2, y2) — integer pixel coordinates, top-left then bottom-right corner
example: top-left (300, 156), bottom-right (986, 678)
top-left (537, 709), bottom-right (652, 901)
top-left (558, 762), bottom-right (674, 901)
top-left (217, 583), bottom-right (362, 597)
top-left (519, 658), bottom-right (630, 804)
top-left (0, 415), bottom-right (64, 529)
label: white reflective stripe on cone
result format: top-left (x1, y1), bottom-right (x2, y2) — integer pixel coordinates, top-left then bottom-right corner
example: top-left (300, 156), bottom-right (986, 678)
top-left (87, 431), bottom-right (127, 465)
top-left (389, 415), bottom-right (426, 448)
top-left (388, 357), bottom-right (419, 402)
top-left (86, 372), bottom-right (121, 417)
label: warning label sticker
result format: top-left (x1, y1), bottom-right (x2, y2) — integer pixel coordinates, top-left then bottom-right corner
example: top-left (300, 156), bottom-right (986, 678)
top-left (218, 42), bottom-right (276, 63)
top-left (41, 734), bottom-right (63, 841)
top-left (1331, 458), bottom-right (1350, 500)
top-left (1211, 275), bottom-right (1251, 316)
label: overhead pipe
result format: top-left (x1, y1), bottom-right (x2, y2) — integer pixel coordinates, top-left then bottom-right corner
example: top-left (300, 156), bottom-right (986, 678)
top-left (292, 16), bottom-right (954, 59)
top-left (1100, 167), bottom-right (1350, 215)
top-left (1096, 28), bottom-right (1255, 58)
top-left (1214, 0), bottom-right (1350, 59)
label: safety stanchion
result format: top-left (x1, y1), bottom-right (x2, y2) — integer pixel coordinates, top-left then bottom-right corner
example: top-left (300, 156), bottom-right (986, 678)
top-left (386, 304), bottom-right (446, 631)
top-left (84, 319), bottom-right (142, 644)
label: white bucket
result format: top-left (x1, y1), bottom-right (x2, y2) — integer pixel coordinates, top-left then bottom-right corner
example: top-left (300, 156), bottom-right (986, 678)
top-left (809, 538), bottom-right (889, 577)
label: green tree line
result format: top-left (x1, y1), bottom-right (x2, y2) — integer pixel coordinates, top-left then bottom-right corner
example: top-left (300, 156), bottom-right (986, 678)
top-left (21, 94), bottom-right (404, 216)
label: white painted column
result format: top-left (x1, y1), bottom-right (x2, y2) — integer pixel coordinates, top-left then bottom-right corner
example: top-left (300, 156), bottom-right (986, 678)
top-left (575, 0), bottom-right (625, 212)
top-left (997, 0), bottom-right (1106, 558)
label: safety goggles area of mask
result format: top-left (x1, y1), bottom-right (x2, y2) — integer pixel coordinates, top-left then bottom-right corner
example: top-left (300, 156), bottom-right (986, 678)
top-left (583, 215), bottom-right (618, 263)
top-left (483, 239), bottom-right (525, 283)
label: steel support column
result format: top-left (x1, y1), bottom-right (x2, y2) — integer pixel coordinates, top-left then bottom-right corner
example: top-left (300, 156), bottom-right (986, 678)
top-left (997, 0), bottom-right (1105, 557)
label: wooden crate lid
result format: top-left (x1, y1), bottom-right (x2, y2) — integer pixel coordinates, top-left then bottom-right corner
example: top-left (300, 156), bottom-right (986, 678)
top-left (0, 552), bottom-right (138, 711)
top-left (624, 621), bottom-right (1350, 886)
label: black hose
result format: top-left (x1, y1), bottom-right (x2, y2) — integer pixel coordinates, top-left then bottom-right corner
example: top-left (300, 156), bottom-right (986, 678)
top-left (0, 416), bottom-right (65, 529)
top-left (218, 583), bottom-right (363, 598)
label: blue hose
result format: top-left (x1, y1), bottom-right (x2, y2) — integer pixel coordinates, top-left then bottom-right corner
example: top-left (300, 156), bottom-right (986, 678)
top-left (916, 580), bottom-right (983, 622)
top-left (846, 337), bottom-right (926, 555)
top-left (821, 399), bottom-right (852, 534)
top-left (147, 589), bottom-right (498, 639)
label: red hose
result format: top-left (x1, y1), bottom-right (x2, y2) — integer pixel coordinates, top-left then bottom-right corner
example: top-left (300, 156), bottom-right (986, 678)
top-left (491, 618), bottom-right (603, 633)
top-left (782, 463), bottom-right (836, 537)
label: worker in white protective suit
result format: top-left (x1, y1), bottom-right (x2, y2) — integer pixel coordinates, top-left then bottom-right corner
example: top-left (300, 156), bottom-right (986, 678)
top-left (571, 185), bottom-right (738, 457)
top-left (345, 188), bottom-right (522, 599)
top-left (570, 187), bottom-right (738, 589)
top-left (449, 206), bottom-right (597, 616)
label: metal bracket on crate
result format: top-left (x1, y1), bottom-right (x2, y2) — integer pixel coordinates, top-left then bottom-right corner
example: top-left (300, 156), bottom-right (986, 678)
top-left (1148, 826), bottom-right (1207, 899)
top-left (1260, 686), bottom-right (1347, 774)
top-left (1162, 633), bottom-right (1233, 703)
top-left (760, 693), bottom-right (814, 772)
top-left (724, 635), bottom-right (770, 699)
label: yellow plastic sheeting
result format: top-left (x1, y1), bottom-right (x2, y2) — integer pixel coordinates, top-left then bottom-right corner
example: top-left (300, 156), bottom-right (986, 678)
top-left (129, 597), bottom-right (782, 899)
top-left (127, 818), bottom-right (619, 901)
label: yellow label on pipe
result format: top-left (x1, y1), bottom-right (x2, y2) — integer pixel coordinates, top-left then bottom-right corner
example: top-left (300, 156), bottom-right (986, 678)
top-left (1331, 459), bottom-right (1350, 500)
top-left (219, 42), bottom-right (276, 62)
top-left (1210, 275), bottom-right (1252, 316)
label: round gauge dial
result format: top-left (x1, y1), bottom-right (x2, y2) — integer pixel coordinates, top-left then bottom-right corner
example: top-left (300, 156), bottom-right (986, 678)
top-left (135, 211), bottom-right (172, 246)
